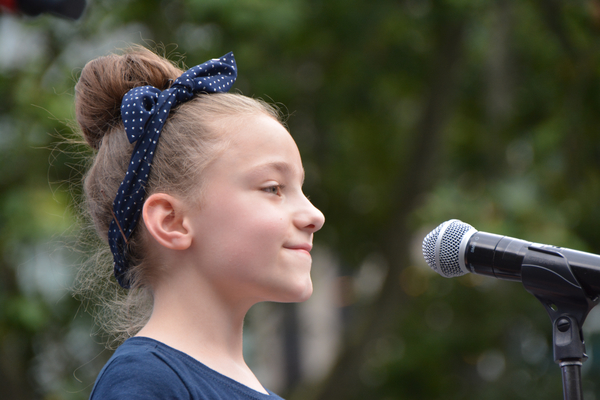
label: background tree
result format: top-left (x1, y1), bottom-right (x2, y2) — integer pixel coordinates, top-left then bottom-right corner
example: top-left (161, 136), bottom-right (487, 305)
top-left (1, 0), bottom-right (600, 399)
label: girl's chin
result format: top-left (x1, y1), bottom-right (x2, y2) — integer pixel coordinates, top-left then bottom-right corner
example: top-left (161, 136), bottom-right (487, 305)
top-left (287, 281), bottom-right (314, 303)
top-left (271, 280), bottom-right (314, 304)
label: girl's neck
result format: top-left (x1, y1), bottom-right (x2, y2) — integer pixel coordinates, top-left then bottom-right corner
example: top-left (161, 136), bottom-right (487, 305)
top-left (135, 278), bottom-right (267, 394)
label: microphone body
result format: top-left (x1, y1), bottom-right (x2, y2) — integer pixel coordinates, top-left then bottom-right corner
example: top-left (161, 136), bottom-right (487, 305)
top-left (423, 219), bottom-right (600, 297)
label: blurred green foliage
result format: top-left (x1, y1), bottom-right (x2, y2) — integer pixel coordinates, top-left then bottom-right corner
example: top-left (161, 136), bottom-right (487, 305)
top-left (2, 0), bottom-right (600, 399)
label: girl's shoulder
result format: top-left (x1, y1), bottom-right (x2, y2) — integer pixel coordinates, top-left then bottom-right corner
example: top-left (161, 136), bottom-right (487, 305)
top-left (90, 337), bottom-right (285, 400)
top-left (89, 337), bottom-right (190, 399)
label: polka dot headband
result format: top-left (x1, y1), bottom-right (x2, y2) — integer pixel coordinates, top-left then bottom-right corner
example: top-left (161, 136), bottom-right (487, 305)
top-left (109, 52), bottom-right (237, 288)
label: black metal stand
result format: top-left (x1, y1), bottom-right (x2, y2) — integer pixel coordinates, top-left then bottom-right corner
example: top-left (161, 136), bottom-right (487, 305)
top-left (520, 245), bottom-right (599, 400)
top-left (561, 360), bottom-right (583, 400)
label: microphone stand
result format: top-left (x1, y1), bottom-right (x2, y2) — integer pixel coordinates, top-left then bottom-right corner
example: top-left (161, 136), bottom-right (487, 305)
top-left (520, 245), bottom-right (599, 400)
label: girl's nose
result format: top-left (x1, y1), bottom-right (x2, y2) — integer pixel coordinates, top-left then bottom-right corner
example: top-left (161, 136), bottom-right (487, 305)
top-left (296, 195), bottom-right (325, 233)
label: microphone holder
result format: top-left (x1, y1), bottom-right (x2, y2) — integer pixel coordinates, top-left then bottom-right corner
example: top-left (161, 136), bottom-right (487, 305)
top-left (520, 245), bottom-right (599, 400)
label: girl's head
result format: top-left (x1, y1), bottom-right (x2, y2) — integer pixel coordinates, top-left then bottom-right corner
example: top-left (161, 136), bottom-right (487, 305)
top-left (74, 46), bottom-right (324, 339)
top-left (77, 48), bottom-right (274, 286)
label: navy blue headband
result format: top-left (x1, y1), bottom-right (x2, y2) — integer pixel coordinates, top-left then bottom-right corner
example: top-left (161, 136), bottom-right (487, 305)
top-left (108, 52), bottom-right (237, 288)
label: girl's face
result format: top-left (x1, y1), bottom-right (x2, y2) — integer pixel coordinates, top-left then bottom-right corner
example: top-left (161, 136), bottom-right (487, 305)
top-left (186, 113), bottom-right (325, 306)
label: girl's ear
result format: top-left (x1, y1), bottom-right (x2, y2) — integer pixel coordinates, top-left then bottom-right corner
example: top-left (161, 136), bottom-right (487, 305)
top-left (143, 193), bottom-right (192, 251)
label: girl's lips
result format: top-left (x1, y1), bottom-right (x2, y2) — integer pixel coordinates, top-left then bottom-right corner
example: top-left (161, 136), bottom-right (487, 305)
top-left (284, 244), bottom-right (312, 254)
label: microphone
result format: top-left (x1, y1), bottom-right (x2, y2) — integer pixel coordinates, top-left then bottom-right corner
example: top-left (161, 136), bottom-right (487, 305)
top-left (422, 219), bottom-right (600, 297)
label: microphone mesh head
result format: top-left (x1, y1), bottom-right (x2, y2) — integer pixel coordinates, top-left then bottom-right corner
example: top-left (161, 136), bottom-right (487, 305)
top-left (422, 223), bottom-right (443, 270)
top-left (422, 219), bottom-right (476, 278)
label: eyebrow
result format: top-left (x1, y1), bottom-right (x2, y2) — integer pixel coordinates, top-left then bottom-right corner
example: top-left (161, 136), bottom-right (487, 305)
top-left (248, 161), bottom-right (305, 184)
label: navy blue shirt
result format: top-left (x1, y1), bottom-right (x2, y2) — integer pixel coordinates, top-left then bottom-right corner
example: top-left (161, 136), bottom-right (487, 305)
top-left (90, 337), bottom-right (285, 400)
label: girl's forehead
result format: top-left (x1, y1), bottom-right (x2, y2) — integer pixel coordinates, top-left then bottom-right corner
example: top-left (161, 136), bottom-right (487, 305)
top-left (244, 160), bottom-right (305, 181)
top-left (225, 114), bottom-right (296, 151)
top-left (207, 116), bottom-right (304, 178)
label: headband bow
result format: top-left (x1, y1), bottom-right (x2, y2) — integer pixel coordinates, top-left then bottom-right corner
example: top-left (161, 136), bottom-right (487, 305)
top-left (109, 52), bottom-right (237, 288)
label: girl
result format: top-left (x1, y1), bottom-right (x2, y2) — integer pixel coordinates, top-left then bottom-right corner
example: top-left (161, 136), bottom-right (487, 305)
top-left (74, 46), bottom-right (325, 399)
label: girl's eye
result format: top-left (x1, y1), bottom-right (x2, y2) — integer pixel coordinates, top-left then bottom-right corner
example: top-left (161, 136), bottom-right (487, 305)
top-left (263, 185), bottom-right (283, 196)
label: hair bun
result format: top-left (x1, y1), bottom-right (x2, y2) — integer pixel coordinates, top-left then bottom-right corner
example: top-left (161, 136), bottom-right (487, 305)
top-left (75, 48), bottom-right (183, 150)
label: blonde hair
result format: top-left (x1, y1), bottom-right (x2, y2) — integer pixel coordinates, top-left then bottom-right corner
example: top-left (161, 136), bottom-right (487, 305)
top-left (73, 46), bottom-right (281, 345)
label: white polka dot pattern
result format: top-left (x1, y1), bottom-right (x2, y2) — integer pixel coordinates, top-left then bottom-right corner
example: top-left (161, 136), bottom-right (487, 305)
top-left (109, 52), bottom-right (237, 288)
